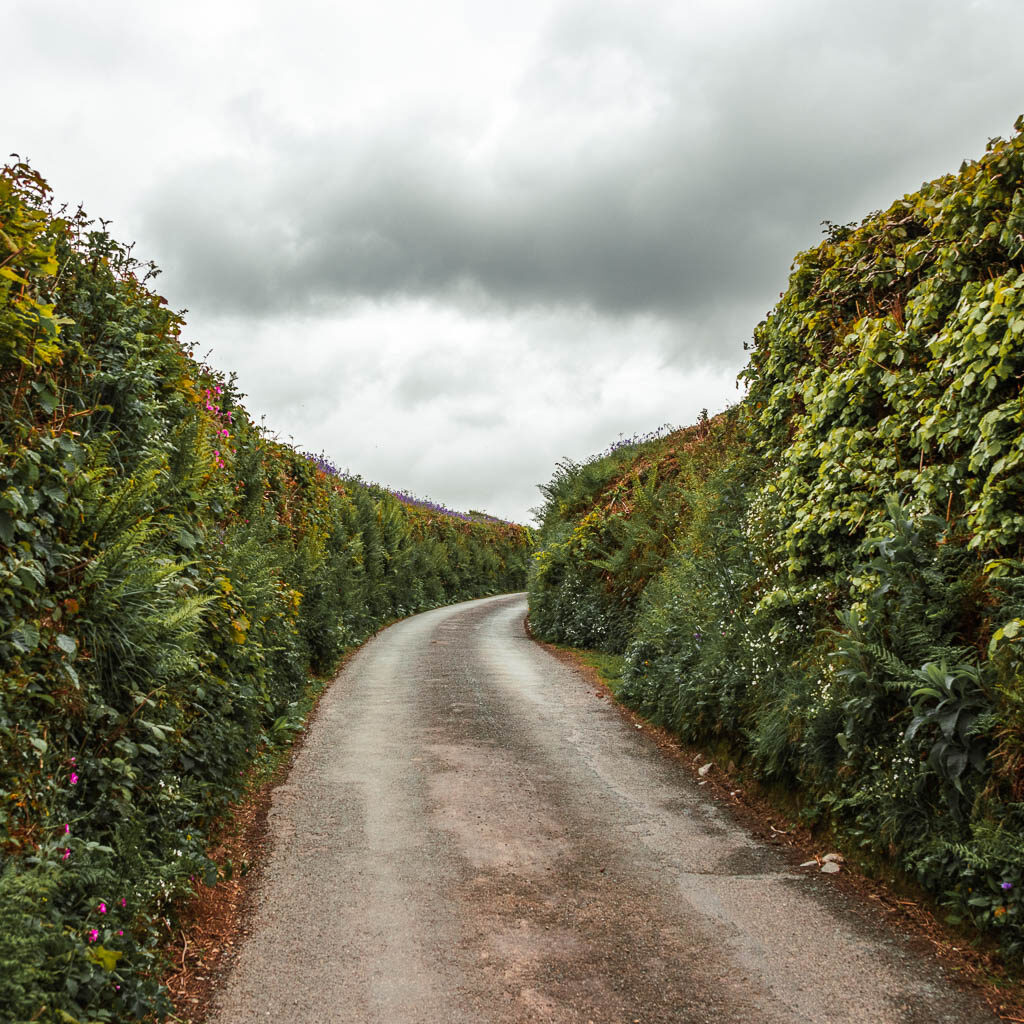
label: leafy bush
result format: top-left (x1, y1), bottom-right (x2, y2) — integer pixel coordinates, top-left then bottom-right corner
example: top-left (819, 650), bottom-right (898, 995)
top-left (0, 162), bottom-right (532, 1022)
top-left (529, 116), bottom-right (1024, 960)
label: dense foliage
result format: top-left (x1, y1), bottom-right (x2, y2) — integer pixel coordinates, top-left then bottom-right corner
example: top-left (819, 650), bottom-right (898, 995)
top-left (0, 163), bottom-right (531, 1023)
top-left (530, 117), bottom-right (1024, 958)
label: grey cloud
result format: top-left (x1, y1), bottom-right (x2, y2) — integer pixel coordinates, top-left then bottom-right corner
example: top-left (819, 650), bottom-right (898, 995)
top-left (141, 0), bottom-right (1024, 354)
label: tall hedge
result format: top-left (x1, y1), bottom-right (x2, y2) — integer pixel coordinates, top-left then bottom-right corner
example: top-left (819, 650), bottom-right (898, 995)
top-left (529, 116), bottom-right (1024, 958)
top-left (0, 163), bottom-right (532, 1023)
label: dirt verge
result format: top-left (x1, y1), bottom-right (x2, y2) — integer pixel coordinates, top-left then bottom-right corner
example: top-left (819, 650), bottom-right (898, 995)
top-left (160, 638), bottom-right (369, 1024)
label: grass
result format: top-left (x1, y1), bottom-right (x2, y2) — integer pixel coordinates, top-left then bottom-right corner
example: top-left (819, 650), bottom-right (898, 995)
top-left (567, 649), bottom-right (626, 695)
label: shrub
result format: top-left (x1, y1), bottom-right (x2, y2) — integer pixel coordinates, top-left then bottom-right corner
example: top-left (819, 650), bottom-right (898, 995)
top-left (0, 161), bottom-right (532, 1022)
top-left (529, 116), bottom-right (1024, 960)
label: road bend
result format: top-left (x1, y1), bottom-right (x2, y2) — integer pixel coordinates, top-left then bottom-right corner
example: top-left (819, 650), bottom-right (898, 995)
top-left (210, 593), bottom-right (996, 1024)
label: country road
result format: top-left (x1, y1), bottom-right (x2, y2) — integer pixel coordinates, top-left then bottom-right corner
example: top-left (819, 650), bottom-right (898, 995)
top-left (209, 593), bottom-right (996, 1024)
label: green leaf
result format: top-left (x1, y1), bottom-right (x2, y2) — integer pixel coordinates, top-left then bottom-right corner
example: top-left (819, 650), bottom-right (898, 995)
top-left (140, 719), bottom-right (170, 741)
top-left (37, 388), bottom-right (57, 414)
top-left (0, 265), bottom-right (28, 285)
top-left (87, 944), bottom-right (123, 972)
top-left (29, 736), bottom-right (47, 754)
top-left (9, 622), bottom-right (40, 653)
top-left (56, 633), bottom-right (77, 656)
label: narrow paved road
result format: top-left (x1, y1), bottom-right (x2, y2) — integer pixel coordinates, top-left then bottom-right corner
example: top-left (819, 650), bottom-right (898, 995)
top-left (211, 594), bottom-right (996, 1023)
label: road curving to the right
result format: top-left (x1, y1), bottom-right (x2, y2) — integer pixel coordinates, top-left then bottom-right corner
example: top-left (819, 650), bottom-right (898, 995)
top-left (209, 593), bottom-right (997, 1023)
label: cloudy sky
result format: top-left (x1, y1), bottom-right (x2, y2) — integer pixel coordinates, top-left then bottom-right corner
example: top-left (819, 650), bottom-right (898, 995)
top-left (7, 0), bottom-right (1024, 522)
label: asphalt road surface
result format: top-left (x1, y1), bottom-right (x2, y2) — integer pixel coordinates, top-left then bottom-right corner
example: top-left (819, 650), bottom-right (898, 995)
top-left (210, 594), bottom-right (997, 1023)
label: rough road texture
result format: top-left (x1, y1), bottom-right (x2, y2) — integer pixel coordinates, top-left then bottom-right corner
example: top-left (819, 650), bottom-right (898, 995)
top-left (210, 594), bottom-right (996, 1023)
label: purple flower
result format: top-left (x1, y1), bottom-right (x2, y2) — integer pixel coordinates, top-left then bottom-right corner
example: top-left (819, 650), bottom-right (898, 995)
top-left (69, 772), bottom-right (79, 785)
top-left (88, 929), bottom-right (99, 942)
top-left (1002, 881), bottom-right (1014, 891)
top-left (98, 902), bottom-right (107, 914)
top-left (62, 847), bottom-right (71, 861)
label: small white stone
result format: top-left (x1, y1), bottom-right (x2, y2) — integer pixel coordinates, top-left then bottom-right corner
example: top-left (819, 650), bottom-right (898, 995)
top-left (698, 763), bottom-right (713, 777)
top-left (820, 861), bottom-right (841, 874)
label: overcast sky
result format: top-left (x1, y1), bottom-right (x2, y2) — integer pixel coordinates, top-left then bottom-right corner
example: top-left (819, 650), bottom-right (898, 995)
top-left (7, 0), bottom-right (1024, 522)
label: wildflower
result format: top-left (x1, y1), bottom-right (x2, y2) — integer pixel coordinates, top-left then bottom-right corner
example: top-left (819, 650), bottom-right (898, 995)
top-left (63, 823), bottom-right (70, 834)
top-left (62, 848), bottom-right (71, 860)
top-left (1002, 881), bottom-right (1014, 891)
top-left (120, 897), bottom-right (127, 907)
top-left (70, 772), bottom-right (79, 785)
top-left (98, 902), bottom-right (107, 914)
top-left (117, 929), bottom-right (124, 936)
top-left (88, 929), bottom-right (99, 942)
top-left (995, 906), bottom-right (1007, 917)
top-left (69, 757), bottom-right (76, 765)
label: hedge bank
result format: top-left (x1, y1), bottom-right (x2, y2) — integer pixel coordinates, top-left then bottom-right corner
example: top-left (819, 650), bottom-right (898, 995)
top-left (0, 163), bottom-right (532, 1022)
top-left (529, 117), bottom-right (1024, 960)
